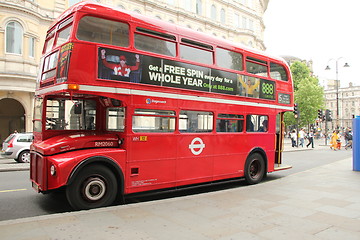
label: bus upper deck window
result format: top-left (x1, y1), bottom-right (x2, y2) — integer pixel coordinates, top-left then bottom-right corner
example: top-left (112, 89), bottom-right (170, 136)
top-left (77, 16), bottom-right (129, 47)
top-left (135, 33), bottom-right (176, 57)
top-left (216, 48), bottom-right (243, 71)
top-left (55, 25), bottom-right (72, 47)
top-left (45, 35), bottom-right (55, 53)
top-left (246, 57), bottom-right (268, 77)
top-left (270, 62), bottom-right (288, 81)
top-left (180, 39), bottom-right (213, 65)
top-left (55, 17), bottom-right (73, 48)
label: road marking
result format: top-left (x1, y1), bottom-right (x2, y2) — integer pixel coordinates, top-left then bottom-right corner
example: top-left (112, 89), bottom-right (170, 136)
top-left (0, 189), bottom-right (27, 193)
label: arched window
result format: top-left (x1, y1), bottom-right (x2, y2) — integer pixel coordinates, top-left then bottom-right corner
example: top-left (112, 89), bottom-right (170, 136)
top-left (211, 5), bottom-right (217, 20)
top-left (196, 0), bottom-right (202, 15)
top-left (220, 8), bottom-right (226, 24)
top-left (6, 21), bottom-right (23, 54)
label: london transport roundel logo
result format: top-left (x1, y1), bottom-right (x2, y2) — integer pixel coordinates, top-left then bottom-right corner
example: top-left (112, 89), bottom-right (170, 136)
top-left (189, 137), bottom-right (206, 155)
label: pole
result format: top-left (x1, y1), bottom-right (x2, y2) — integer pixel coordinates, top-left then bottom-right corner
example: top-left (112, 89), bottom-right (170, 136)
top-left (353, 116), bottom-right (360, 171)
top-left (335, 60), bottom-right (339, 129)
top-left (296, 117), bottom-right (299, 147)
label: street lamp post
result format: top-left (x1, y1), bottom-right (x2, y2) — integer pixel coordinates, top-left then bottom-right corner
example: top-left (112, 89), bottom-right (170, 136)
top-left (325, 58), bottom-right (350, 129)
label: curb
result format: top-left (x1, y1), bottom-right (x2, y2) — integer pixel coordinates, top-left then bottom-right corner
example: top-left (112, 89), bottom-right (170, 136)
top-left (0, 167), bottom-right (29, 172)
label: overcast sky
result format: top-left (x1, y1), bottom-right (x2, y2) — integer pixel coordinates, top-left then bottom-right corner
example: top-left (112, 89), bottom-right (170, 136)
top-left (264, 0), bottom-right (359, 87)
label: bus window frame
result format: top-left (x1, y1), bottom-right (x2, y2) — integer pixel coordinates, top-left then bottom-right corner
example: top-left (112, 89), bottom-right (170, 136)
top-left (41, 51), bottom-right (59, 81)
top-left (134, 31), bottom-right (177, 57)
top-left (215, 47), bottom-right (244, 72)
top-left (270, 62), bottom-right (288, 82)
top-left (106, 107), bottom-right (126, 132)
top-left (246, 114), bottom-right (269, 132)
top-left (245, 56), bottom-right (269, 78)
top-left (132, 108), bottom-right (176, 133)
top-left (180, 38), bottom-right (214, 65)
top-left (44, 33), bottom-right (55, 54)
top-left (76, 15), bottom-right (130, 48)
top-left (179, 110), bottom-right (214, 133)
top-left (53, 16), bottom-right (73, 49)
top-left (216, 113), bottom-right (244, 133)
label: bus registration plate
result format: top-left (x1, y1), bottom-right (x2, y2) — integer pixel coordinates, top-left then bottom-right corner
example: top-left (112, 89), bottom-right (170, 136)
top-left (32, 181), bottom-right (40, 192)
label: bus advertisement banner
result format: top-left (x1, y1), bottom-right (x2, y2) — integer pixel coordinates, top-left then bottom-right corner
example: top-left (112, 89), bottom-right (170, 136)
top-left (98, 47), bottom-right (275, 101)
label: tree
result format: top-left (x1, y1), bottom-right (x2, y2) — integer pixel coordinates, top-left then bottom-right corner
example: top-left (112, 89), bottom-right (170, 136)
top-left (290, 61), bottom-right (310, 91)
top-left (285, 61), bottom-right (324, 129)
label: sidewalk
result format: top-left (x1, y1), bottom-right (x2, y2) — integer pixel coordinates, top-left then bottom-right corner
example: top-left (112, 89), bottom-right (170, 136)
top-left (0, 158), bottom-right (29, 172)
top-left (1, 157), bottom-right (359, 239)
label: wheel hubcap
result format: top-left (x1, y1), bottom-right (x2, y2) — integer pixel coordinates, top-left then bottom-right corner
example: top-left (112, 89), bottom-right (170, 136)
top-left (83, 177), bottom-right (106, 201)
top-left (22, 153), bottom-right (30, 163)
top-left (250, 160), bottom-right (260, 178)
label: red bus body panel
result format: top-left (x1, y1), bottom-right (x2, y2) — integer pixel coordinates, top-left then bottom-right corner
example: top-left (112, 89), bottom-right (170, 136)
top-left (31, 2), bottom-right (293, 198)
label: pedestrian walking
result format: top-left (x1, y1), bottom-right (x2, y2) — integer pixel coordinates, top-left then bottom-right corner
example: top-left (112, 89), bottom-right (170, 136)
top-left (330, 130), bottom-right (339, 150)
top-left (299, 128), bottom-right (305, 147)
top-left (290, 129), bottom-right (297, 147)
top-left (306, 130), bottom-right (314, 148)
top-left (345, 128), bottom-right (353, 150)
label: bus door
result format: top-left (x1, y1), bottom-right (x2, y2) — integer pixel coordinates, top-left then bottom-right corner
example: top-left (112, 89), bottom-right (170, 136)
top-left (274, 112), bottom-right (291, 171)
top-left (127, 108), bottom-right (177, 193)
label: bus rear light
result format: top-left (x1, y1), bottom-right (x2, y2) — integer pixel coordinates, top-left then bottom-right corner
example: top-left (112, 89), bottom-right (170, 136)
top-left (68, 84), bottom-right (79, 90)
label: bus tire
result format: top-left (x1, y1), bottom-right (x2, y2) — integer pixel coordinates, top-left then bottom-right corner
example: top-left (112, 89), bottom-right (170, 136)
top-left (244, 153), bottom-right (265, 185)
top-left (66, 164), bottom-right (118, 210)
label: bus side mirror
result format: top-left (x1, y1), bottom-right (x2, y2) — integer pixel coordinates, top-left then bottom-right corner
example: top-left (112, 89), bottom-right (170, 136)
top-left (74, 102), bottom-right (82, 114)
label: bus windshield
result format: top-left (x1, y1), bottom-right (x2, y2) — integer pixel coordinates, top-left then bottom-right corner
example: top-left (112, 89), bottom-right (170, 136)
top-left (45, 97), bottom-right (96, 131)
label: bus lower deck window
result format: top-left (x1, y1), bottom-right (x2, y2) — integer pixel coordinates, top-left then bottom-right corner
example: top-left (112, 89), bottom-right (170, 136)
top-left (246, 115), bottom-right (268, 132)
top-left (216, 114), bottom-right (244, 132)
top-left (132, 109), bottom-right (175, 132)
top-left (179, 110), bottom-right (213, 133)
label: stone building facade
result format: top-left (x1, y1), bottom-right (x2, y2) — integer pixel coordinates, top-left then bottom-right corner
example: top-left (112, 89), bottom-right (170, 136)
top-left (0, 0), bottom-right (68, 142)
top-left (101, 0), bottom-right (269, 50)
top-left (324, 82), bottom-right (360, 129)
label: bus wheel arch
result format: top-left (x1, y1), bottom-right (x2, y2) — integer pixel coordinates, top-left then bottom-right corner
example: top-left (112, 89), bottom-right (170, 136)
top-left (66, 157), bottom-right (124, 210)
top-left (244, 149), bottom-right (267, 185)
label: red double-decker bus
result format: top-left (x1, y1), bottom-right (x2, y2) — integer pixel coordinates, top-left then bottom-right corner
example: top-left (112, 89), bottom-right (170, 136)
top-left (31, 2), bottom-right (293, 210)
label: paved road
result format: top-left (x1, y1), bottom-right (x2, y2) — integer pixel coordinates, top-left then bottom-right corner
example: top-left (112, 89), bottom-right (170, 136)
top-left (0, 146), bottom-right (352, 221)
top-left (1, 157), bottom-right (359, 240)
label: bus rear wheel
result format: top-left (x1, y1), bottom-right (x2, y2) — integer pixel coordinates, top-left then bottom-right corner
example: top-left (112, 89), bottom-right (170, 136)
top-left (66, 164), bottom-right (118, 210)
top-left (244, 153), bottom-right (265, 184)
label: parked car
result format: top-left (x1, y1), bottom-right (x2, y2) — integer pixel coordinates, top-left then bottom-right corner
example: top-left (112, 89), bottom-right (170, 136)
top-left (1, 133), bottom-right (33, 163)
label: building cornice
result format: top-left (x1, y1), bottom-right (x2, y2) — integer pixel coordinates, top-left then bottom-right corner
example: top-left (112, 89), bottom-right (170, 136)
top-left (139, 0), bottom-right (265, 46)
top-left (1, 0), bottom-right (58, 22)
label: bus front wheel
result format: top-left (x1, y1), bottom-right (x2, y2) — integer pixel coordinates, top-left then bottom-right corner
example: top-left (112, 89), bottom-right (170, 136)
top-left (66, 164), bottom-right (118, 210)
top-left (244, 153), bottom-right (265, 185)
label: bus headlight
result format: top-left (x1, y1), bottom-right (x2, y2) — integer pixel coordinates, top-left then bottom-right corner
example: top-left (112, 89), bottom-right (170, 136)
top-left (50, 165), bottom-right (56, 176)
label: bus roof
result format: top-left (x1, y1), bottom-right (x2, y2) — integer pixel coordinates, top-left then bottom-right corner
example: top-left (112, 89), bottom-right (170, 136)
top-left (51, 2), bottom-right (288, 67)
